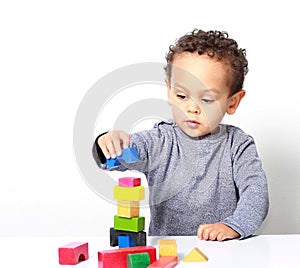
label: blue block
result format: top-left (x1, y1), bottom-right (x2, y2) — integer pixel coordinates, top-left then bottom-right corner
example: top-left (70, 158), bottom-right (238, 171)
top-left (120, 147), bottom-right (139, 163)
top-left (118, 235), bottom-right (136, 248)
top-left (107, 147), bottom-right (139, 169)
top-left (107, 157), bottom-right (121, 168)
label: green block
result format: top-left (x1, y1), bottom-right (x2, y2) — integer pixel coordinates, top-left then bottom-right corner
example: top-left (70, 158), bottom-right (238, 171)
top-left (114, 215), bottom-right (145, 232)
top-left (127, 253), bottom-right (150, 268)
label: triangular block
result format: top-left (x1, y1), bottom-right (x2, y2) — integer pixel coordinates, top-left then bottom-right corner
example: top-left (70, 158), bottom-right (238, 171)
top-left (183, 247), bottom-right (208, 262)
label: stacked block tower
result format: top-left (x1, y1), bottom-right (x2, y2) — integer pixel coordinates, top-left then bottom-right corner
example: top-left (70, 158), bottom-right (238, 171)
top-left (110, 176), bottom-right (147, 248)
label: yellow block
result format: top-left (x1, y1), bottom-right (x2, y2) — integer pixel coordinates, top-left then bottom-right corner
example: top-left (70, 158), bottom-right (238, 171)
top-left (117, 201), bottom-right (140, 218)
top-left (158, 240), bottom-right (177, 257)
top-left (113, 186), bottom-right (145, 201)
top-left (183, 247), bottom-right (208, 262)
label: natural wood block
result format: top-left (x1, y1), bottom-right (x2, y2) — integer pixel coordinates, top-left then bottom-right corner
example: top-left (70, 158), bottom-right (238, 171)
top-left (117, 201), bottom-right (140, 218)
top-left (158, 240), bottom-right (177, 257)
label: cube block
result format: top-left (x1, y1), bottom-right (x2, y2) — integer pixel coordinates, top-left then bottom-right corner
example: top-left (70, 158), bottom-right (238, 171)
top-left (118, 235), bottom-right (136, 248)
top-left (117, 201), bottom-right (140, 218)
top-left (158, 240), bottom-right (177, 257)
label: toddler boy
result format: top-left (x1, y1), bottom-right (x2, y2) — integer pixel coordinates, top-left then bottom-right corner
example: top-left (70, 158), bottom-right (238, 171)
top-left (93, 29), bottom-right (269, 241)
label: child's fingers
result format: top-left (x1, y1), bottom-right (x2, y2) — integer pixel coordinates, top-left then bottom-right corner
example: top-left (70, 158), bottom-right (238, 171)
top-left (217, 232), bottom-right (227, 242)
top-left (106, 139), bottom-right (117, 159)
top-left (97, 130), bottom-right (130, 159)
top-left (111, 132), bottom-right (123, 156)
top-left (98, 134), bottom-right (116, 159)
top-left (111, 131), bottom-right (130, 156)
top-left (118, 131), bottom-right (130, 149)
top-left (198, 224), bottom-right (222, 241)
top-left (202, 226), bottom-right (214, 240)
top-left (198, 223), bottom-right (240, 241)
top-left (197, 224), bottom-right (210, 240)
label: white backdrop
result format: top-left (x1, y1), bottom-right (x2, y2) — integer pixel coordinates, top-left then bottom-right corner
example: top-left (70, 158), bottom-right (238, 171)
top-left (1, 0), bottom-right (299, 236)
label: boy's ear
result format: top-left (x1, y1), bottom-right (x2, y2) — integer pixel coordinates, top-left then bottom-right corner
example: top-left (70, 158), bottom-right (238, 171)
top-left (226, 90), bottom-right (246, 115)
top-left (165, 79), bottom-right (172, 105)
top-left (165, 79), bottom-right (171, 90)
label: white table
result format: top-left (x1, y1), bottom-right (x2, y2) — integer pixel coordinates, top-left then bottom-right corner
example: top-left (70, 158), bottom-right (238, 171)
top-left (0, 235), bottom-right (299, 267)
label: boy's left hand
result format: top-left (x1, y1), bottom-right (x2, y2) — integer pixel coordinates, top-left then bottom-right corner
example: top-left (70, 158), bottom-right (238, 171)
top-left (197, 222), bottom-right (240, 241)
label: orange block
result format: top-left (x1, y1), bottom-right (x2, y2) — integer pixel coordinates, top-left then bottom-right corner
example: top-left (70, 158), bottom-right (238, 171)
top-left (158, 240), bottom-right (177, 257)
top-left (117, 201), bottom-right (140, 218)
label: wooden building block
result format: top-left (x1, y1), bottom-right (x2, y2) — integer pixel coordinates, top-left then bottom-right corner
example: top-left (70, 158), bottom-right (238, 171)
top-left (120, 147), bottom-right (139, 163)
top-left (183, 247), bottom-right (208, 262)
top-left (117, 201), bottom-right (140, 218)
top-left (58, 242), bottom-right (89, 265)
top-left (110, 227), bottom-right (146, 247)
top-left (118, 235), bottom-right (136, 248)
top-left (107, 147), bottom-right (139, 169)
top-left (98, 246), bottom-right (156, 268)
top-left (127, 252), bottom-right (150, 268)
top-left (158, 240), bottom-right (177, 257)
top-left (114, 215), bottom-right (145, 232)
top-left (107, 157), bottom-right (121, 169)
top-left (119, 177), bottom-right (141, 187)
top-left (114, 185), bottom-right (145, 201)
top-left (148, 256), bottom-right (178, 267)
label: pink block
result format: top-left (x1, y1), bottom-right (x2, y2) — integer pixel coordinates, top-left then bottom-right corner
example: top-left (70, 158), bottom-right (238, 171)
top-left (58, 242), bottom-right (89, 265)
top-left (98, 246), bottom-right (156, 268)
top-left (119, 177), bottom-right (141, 187)
top-left (148, 256), bottom-right (178, 267)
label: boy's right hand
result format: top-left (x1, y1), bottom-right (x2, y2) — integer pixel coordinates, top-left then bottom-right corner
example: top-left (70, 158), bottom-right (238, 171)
top-left (97, 130), bottom-right (130, 160)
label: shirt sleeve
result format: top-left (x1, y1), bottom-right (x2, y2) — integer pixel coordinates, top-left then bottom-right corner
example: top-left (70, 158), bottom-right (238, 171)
top-left (221, 135), bottom-right (269, 238)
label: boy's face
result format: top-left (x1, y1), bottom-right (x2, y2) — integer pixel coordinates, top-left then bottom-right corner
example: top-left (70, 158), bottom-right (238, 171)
top-left (167, 52), bottom-right (244, 138)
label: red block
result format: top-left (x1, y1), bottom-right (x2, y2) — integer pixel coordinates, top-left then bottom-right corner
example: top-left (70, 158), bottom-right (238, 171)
top-left (58, 242), bottom-right (89, 265)
top-left (148, 256), bottom-right (178, 267)
top-left (119, 177), bottom-right (141, 187)
top-left (98, 246), bottom-right (156, 268)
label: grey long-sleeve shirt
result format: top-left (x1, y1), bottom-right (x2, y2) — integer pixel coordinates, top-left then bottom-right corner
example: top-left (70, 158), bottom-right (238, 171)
top-left (93, 121), bottom-right (269, 238)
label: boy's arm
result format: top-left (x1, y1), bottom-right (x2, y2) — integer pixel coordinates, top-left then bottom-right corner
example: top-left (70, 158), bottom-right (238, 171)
top-left (92, 128), bottom-right (163, 173)
top-left (92, 132), bottom-right (109, 169)
top-left (220, 136), bottom-right (269, 239)
top-left (198, 136), bottom-right (269, 241)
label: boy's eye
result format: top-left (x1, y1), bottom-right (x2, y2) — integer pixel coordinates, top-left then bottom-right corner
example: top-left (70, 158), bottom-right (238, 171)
top-left (201, 98), bottom-right (215, 103)
top-left (177, 94), bottom-right (186, 100)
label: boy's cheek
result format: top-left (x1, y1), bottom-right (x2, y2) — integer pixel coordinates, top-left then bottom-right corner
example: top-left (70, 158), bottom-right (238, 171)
top-left (201, 105), bottom-right (225, 129)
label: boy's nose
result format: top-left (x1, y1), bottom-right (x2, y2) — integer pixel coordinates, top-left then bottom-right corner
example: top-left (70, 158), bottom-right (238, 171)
top-left (188, 102), bottom-right (201, 114)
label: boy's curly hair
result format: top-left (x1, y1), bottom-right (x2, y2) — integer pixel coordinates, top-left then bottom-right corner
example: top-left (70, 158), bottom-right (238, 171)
top-left (165, 29), bottom-right (248, 95)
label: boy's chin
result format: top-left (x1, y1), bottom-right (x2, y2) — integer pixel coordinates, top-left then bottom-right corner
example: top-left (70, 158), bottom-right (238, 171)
top-left (180, 127), bottom-right (210, 138)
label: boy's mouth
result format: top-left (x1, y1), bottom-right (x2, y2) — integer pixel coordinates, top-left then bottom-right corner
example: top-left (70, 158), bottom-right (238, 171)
top-left (185, 119), bottom-right (200, 129)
